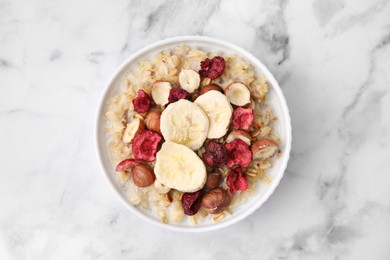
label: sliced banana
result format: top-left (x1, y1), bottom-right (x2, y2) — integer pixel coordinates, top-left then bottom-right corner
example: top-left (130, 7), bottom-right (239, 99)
top-left (179, 69), bottom-right (200, 93)
top-left (154, 142), bottom-right (207, 192)
top-left (194, 90), bottom-right (233, 139)
top-left (151, 81), bottom-right (172, 106)
top-left (160, 99), bottom-right (209, 150)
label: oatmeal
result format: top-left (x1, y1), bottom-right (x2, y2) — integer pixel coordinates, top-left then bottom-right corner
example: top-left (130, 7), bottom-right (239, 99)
top-left (105, 45), bottom-right (281, 224)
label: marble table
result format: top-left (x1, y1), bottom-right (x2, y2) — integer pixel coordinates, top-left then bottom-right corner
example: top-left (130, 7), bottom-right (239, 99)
top-left (1, 0), bottom-right (389, 259)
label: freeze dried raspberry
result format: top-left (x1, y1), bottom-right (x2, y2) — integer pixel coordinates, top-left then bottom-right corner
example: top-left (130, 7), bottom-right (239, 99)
top-left (167, 88), bottom-right (190, 104)
top-left (232, 107), bottom-right (254, 130)
top-left (225, 139), bottom-right (252, 168)
top-left (199, 56), bottom-right (226, 79)
top-left (181, 190), bottom-right (202, 216)
top-left (133, 89), bottom-right (151, 113)
top-left (202, 141), bottom-right (228, 168)
top-left (115, 158), bottom-right (144, 172)
top-left (132, 130), bottom-right (162, 162)
top-left (227, 168), bottom-right (248, 194)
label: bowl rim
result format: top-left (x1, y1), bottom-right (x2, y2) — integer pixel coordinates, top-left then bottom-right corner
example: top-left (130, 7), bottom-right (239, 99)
top-left (95, 35), bottom-right (292, 232)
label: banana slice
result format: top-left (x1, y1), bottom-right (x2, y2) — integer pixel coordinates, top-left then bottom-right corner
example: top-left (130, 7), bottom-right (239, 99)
top-left (160, 99), bottom-right (209, 150)
top-left (179, 69), bottom-right (200, 93)
top-left (194, 90), bottom-right (233, 139)
top-left (154, 142), bottom-right (207, 192)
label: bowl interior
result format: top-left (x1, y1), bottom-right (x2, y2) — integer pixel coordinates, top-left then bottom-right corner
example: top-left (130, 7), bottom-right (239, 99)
top-left (96, 36), bottom-right (291, 232)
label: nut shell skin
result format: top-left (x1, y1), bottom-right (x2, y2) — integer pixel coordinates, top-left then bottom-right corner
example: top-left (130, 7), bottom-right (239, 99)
top-left (251, 138), bottom-right (278, 160)
top-left (251, 138), bottom-right (278, 152)
top-left (145, 110), bottom-right (161, 134)
top-left (226, 130), bottom-right (251, 146)
top-left (131, 163), bottom-right (155, 187)
top-left (200, 84), bottom-right (224, 95)
top-left (201, 188), bottom-right (231, 214)
top-left (204, 173), bottom-right (222, 190)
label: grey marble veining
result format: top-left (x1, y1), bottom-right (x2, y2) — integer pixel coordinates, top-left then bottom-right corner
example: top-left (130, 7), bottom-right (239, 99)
top-left (0, 0), bottom-right (389, 259)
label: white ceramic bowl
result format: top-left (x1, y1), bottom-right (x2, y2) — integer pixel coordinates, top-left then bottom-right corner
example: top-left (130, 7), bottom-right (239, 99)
top-left (96, 36), bottom-right (291, 232)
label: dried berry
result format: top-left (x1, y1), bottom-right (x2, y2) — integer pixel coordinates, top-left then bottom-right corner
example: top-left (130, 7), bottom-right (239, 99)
top-left (133, 89), bottom-right (151, 113)
top-left (232, 107), bottom-right (254, 130)
top-left (199, 56), bottom-right (226, 79)
top-left (202, 141), bottom-right (228, 168)
top-left (167, 88), bottom-right (190, 104)
top-left (181, 190), bottom-right (202, 216)
top-left (115, 158), bottom-right (144, 172)
top-left (225, 139), bottom-right (252, 168)
top-left (132, 130), bottom-right (162, 162)
top-left (227, 168), bottom-right (248, 194)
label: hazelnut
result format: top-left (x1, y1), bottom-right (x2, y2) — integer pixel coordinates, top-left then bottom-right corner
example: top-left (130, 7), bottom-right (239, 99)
top-left (201, 188), bottom-right (231, 214)
top-left (225, 82), bottom-right (251, 106)
top-left (251, 138), bottom-right (278, 161)
top-left (200, 84), bottom-right (224, 95)
top-left (253, 121), bottom-right (262, 129)
top-left (145, 110), bottom-right (161, 133)
top-left (226, 130), bottom-right (251, 146)
top-left (122, 118), bottom-right (145, 143)
top-left (131, 163), bottom-right (155, 187)
top-left (204, 173), bottom-right (222, 190)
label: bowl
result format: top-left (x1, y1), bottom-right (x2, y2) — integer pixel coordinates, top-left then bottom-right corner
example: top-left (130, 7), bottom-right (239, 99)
top-left (95, 35), bottom-right (292, 232)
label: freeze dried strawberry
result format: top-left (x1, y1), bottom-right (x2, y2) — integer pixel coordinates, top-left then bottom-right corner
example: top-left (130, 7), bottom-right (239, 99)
top-left (199, 56), bottom-right (225, 79)
top-left (227, 168), bottom-right (248, 194)
top-left (133, 89), bottom-right (151, 113)
top-left (181, 190), bottom-right (202, 216)
top-left (225, 139), bottom-right (252, 168)
top-left (167, 88), bottom-right (190, 104)
top-left (232, 107), bottom-right (254, 130)
top-left (202, 141), bottom-right (228, 168)
top-left (132, 130), bottom-right (162, 162)
top-left (115, 158), bottom-right (144, 172)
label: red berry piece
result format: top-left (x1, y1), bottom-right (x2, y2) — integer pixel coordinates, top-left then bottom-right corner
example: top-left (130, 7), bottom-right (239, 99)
top-left (133, 89), bottom-right (151, 113)
top-left (167, 88), bottom-right (190, 104)
top-left (181, 191), bottom-right (202, 216)
top-left (199, 56), bottom-right (226, 79)
top-left (232, 107), bottom-right (254, 130)
top-left (202, 141), bottom-right (228, 168)
top-left (132, 130), bottom-right (162, 162)
top-left (115, 158), bottom-right (144, 172)
top-left (225, 139), bottom-right (252, 168)
top-left (227, 168), bottom-right (248, 194)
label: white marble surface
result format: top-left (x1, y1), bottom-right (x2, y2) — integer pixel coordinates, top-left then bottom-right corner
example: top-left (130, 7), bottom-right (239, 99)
top-left (1, 0), bottom-right (390, 259)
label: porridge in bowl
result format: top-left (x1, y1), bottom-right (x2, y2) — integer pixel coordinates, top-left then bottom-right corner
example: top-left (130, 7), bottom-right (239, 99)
top-left (105, 45), bottom-right (281, 224)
